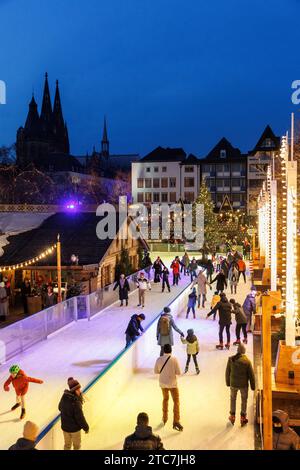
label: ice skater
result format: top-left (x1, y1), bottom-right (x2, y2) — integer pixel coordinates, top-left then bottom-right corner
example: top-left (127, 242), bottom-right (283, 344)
top-left (125, 313), bottom-right (146, 348)
top-left (206, 293), bottom-right (232, 350)
top-left (210, 291), bottom-right (220, 320)
top-left (3, 365), bottom-right (43, 420)
top-left (181, 329), bottom-right (200, 374)
top-left (157, 307), bottom-right (184, 356)
top-left (161, 266), bottom-right (171, 293)
top-left (186, 287), bottom-right (197, 319)
top-left (136, 272), bottom-right (151, 307)
top-left (113, 273), bottom-right (130, 306)
top-left (230, 298), bottom-right (248, 345)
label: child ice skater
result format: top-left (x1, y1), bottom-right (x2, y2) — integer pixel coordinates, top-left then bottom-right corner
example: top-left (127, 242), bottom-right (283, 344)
top-left (3, 365), bottom-right (43, 420)
top-left (181, 329), bottom-right (200, 374)
top-left (186, 287), bottom-right (197, 319)
top-left (210, 291), bottom-right (220, 320)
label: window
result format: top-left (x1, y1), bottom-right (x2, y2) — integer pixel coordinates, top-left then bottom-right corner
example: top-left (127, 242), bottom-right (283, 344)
top-left (153, 193), bottom-right (160, 202)
top-left (145, 178), bottom-right (152, 188)
top-left (169, 177), bottom-right (176, 188)
top-left (145, 192), bottom-right (152, 203)
top-left (161, 177), bottom-right (168, 188)
top-left (232, 178), bottom-right (241, 187)
top-left (262, 138), bottom-right (274, 148)
top-left (184, 177), bottom-right (195, 188)
top-left (154, 167), bottom-right (159, 173)
top-left (137, 193), bottom-right (144, 203)
top-left (184, 192), bottom-right (195, 202)
top-left (169, 192), bottom-right (177, 202)
top-left (216, 178), bottom-right (230, 190)
top-left (137, 178), bottom-right (144, 188)
top-left (162, 167), bottom-right (167, 172)
top-left (185, 166), bottom-right (194, 173)
top-left (161, 193), bottom-right (168, 202)
top-left (146, 167), bottom-right (151, 172)
top-left (153, 178), bottom-right (160, 188)
top-left (205, 177), bottom-right (216, 191)
top-left (220, 149), bottom-right (226, 158)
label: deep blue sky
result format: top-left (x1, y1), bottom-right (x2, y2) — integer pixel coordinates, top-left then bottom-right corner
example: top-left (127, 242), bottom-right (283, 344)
top-left (0, 0), bottom-right (300, 157)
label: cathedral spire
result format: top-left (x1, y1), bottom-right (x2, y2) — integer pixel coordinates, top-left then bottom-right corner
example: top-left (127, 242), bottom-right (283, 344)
top-left (101, 116), bottom-right (109, 158)
top-left (53, 80), bottom-right (64, 128)
top-left (24, 94), bottom-right (40, 138)
top-left (40, 72), bottom-right (53, 137)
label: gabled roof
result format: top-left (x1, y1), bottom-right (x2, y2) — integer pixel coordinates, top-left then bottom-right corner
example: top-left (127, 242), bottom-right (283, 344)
top-left (204, 137), bottom-right (242, 161)
top-left (141, 146), bottom-right (186, 162)
top-left (249, 125), bottom-right (280, 154)
top-left (181, 153), bottom-right (199, 165)
top-left (0, 212), bottom-right (138, 267)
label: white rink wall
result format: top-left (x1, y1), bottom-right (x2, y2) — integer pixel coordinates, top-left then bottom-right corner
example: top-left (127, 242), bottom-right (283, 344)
top-left (36, 282), bottom-right (191, 450)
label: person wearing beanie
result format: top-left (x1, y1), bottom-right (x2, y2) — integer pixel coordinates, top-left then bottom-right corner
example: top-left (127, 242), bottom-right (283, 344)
top-left (225, 343), bottom-right (255, 426)
top-left (3, 365), bottom-right (43, 420)
top-left (58, 377), bottom-right (89, 450)
top-left (8, 421), bottom-right (39, 450)
top-left (125, 313), bottom-right (146, 348)
top-left (157, 307), bottom-right (184, 356)
top-left (123, 412), bottom-right (164, 450)
top-left (181, 329), bottom-right (200, 374)
top-left (230, 298), bottom-right (248, 345)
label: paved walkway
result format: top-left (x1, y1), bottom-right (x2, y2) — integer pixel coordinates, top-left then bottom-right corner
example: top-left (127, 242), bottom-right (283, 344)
top-left (0, 262), bottom-right (191, 450)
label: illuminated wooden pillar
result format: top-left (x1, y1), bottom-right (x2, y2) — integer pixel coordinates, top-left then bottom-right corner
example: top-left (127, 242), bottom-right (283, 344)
top-left (262, 296), bottom-right (273, 450)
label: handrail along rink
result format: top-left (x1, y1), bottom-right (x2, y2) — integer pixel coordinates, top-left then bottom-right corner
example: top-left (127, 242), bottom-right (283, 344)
top-left (36, 282), bottom-right (192, 450)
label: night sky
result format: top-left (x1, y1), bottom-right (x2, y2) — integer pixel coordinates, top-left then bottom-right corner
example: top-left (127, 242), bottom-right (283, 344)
top-left (1, 0), bottom-right (300, 157)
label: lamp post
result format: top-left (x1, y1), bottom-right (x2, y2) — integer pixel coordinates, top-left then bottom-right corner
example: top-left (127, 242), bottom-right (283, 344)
top-left (57, 234), bottom-right (62, 303)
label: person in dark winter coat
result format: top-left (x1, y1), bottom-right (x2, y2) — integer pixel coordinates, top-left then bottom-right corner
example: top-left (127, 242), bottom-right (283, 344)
top-left (206, 259), bottom-right (214, 283)
top-left (157, 307), bottom-right (184, 356)
top-left (272, 410), bottom-right (299, 450)
top-left (230, 299), bottom-right (248, 345)
top-left (9, 421), bottom-right (39, 450)
top-left (207, 293), bottom-right (232, 349)
top-left (113, 274), bottom-right (130, 306)
top-left (123, 412), bottom-right (164, 450)
top-left (189, 258), bottom-right (198, 282)
top-left (58, 377), bottom-right (89, 450)
top-left (143, 253), bottom-right (153, 280)
top-left (186, 287), bottom-right (197, 319)
top-left (152, 257), bottom-right (165, 283)
top-left (220, 259), bottom-right (229, 279)
top-left (210, 270), bottom-right (227, 294)
top-left (242, 289), bottom-right (257, 333)
top-left (226, 343), bottom-right (255, 426)
top-left (125, 314), bottom-right (146, 347)
top-left (161, 267), bottom-right (171, 293)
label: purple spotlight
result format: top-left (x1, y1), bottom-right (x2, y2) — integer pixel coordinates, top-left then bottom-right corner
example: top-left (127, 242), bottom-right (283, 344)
top-left (65, 201), bottom-right (78, 211)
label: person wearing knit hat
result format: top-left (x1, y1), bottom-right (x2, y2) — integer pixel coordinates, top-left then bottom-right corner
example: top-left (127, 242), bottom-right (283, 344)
top-left (225, 342), bottom-right (255, 427)
top-left (8, 421), bottom-right (39, 450)
top-left (181, 329), bottom-right (200, 374)
top-left (58, 377), bottom-right (89, 450)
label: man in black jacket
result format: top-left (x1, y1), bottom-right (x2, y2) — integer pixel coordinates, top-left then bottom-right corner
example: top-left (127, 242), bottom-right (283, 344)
top-left (123, 412), bottom-right (164, 450)
top-left (58, 377), bottom-right (89, 450)
top-left (207, 293), bottom-right (232, 350)
top-left (125, 314), bottom-right (146, 348)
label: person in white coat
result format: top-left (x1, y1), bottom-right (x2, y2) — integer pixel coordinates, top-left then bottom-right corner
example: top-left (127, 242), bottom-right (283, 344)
top-left (193, 270), bottom-right (211, 308)
top-left (154, 344), bottom-right (183, 431)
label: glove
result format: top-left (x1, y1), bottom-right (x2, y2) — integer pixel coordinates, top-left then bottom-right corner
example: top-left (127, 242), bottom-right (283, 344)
top-left (39, 380), bottom-right (44, 384)
top-left (180, 333), bottom-right (184, 337)
top-left (85, 429), bottom-right (89, 434)
top-left (4, 385), bottom-right (9, 392)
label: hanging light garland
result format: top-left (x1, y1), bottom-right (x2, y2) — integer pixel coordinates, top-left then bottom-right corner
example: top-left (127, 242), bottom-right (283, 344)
top-left (0, 244), bottom-right (57, 272)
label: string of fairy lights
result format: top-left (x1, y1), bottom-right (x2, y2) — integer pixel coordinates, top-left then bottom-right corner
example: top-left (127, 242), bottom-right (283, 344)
top-left (0, 244), bottom-right (57, 273)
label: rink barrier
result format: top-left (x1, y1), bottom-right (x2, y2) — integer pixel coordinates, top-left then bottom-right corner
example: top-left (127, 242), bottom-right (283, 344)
top-left (35, 281), bottom-right (192, 450)
top-left (0, 269), bottom-right (145, 364)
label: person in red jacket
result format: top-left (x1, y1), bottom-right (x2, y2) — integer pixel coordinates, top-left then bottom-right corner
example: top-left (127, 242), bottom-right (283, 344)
top-left (170, 257), bottom-right (181, 286)
top-left (237, 258), bottom-right (247, 283)
top-left (4, 365), bottom-right (43, 420)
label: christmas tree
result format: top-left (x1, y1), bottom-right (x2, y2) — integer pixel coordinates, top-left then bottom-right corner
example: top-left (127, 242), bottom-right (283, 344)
top-left (114, 247), bottom-right (133, 280)
top-left (193, 181), bottom-right (219, 254)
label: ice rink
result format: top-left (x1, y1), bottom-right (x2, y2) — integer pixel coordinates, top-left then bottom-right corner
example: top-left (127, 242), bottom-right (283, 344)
top-left (0, 257), bottom-right (190, 450)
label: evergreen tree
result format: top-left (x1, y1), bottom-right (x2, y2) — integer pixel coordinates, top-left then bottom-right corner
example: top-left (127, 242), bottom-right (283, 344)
top-left (193, 182), bottom-right (219, 254)
top-left (114, 248), bottom-right (133, 280)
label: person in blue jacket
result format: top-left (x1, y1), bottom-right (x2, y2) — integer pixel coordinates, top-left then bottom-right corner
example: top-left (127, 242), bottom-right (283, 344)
top-left (242, 287), bottom-right (257, 333)
top-left (125, 313), bottom-right (146, 348)
top-left (186, 287), bottom-right (197, 319)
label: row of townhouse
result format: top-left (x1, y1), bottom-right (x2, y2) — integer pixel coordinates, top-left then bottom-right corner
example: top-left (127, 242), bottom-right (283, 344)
top-left (131, 125), bottom-right (280, 215)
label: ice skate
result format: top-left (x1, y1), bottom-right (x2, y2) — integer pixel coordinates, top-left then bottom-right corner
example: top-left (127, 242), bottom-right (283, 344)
top-left (225, 343), bottom-right (230, 350)
top-left (233, 340), bottom-right (240, 346)
top-left (240, 415), bottom-right (248, 427)
top-left (229, 414), bottom-right (235, 425)
top-left (243, 338), bottom-right (248, 344)
top-left (196, 368), bottom-right (200, 375)
top-left (184, 367), bottom-right (188, 374)
top-left (216, 343), bottom-right (223, 350)
top-left (173, 422), bottom-right (183, 432)
top-left (20, 408), bottom-right (26, 420)
top-left (11, 403), bottom-right (21, 411)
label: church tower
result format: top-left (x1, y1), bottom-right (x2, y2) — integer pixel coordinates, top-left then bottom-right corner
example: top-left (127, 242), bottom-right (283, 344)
top-left (101, 116), bottom-right (109, 159)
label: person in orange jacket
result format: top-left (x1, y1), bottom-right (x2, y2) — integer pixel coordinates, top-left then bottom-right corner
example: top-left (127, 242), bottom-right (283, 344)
top-left (237, 258), bottom-right (246, 283)
top-left (4, 365), bottom-right (43, 420)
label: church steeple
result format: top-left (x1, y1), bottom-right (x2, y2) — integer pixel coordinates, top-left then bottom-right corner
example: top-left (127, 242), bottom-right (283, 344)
top-left (40, 72), bottom-right (53, 137)
top-left (64, 121), bottom-right (70, 154)
top-left (24, 94), bottom-right (40, 138)
top-left (101, 116), bottom-right (109, 158)
top-left (53, 80), bottom-right (64, 130)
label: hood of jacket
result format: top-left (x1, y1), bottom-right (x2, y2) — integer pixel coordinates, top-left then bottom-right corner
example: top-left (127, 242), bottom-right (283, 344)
top-left (134, 425), bottom-right (153, 439)
top-left (10, 438), bottom-right (36, 450)
top-left (272, 410), bottom-right (290, 433)
top-left (62, 389), bottom-right (83, 404)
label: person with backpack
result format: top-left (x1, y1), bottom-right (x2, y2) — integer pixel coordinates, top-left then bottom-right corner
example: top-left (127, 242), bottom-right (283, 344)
top-left (161, 266), bottom-right (171, 293)
top-left (123, 412), bottom-right (164, 451)
top-left (170, 257), bottom-right (181, 286)
top-left (186, 287), bottom-right (197, 319)
top-left (181, 252), bottom-right (190, 275)
top-left (136, 272), bottom-right (151, 308)
top-left (113, 273), bottom-right (130, 307)
top-left (154, 344), bottom-right (183, 431)
top-left (225, 343), bottom-right (255, 426)
top-left (206, 293), bottom-right (232, 350)
top-left (125, 313), bottom-right (146, 348)
top-left (228, 265), bottom-right (239, 295)
top-left (181, 329), bottom-right (200, 374)
top-left (230, 298), bottom-right (248, 345)
top-left (157, 306), bottom-right (184, 356)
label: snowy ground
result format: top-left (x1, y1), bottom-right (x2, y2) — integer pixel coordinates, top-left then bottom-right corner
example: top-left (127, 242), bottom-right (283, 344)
top-left (84, 270), bottom-right (255, 450)
top-left (0, 255), bottom-right (190, 450)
